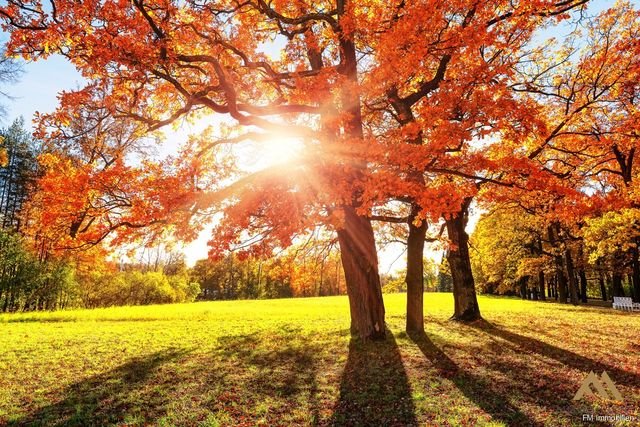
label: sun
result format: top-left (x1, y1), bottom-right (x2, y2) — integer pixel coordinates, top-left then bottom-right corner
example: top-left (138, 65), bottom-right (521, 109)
top-left (168, 113), bottom-right (307, 172)
top-left (249, 133), bottom-right (306, 170)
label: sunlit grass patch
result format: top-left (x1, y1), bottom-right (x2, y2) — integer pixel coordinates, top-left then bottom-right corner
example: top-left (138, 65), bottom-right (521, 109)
top-left (1, 294), bottom-right (638, 426)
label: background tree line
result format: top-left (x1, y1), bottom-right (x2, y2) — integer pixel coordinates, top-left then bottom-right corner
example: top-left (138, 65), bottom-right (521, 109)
top-left (470, 206), bottom-right (640, 304)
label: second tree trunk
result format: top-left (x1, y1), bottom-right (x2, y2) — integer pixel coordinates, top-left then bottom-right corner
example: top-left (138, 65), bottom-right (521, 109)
top-left (405, 206), bottom-right (427, 332)
top-left (445, 203), bottom-right (481, 321)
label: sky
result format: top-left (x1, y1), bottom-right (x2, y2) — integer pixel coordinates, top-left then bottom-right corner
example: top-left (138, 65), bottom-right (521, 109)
top-left (0, 0), bottom-right (626, 272)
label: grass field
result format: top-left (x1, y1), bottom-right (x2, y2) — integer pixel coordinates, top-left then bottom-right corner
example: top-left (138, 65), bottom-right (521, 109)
top-left (1, 294), bottom-right (638, 426)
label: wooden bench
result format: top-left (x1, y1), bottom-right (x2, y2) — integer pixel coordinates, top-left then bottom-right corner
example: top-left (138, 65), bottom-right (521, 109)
top-left (612, 296), bottom-right (640, 312)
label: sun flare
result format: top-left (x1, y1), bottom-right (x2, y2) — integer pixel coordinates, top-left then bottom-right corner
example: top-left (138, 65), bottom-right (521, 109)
top-left (252, 134), bottom-right (306, 169)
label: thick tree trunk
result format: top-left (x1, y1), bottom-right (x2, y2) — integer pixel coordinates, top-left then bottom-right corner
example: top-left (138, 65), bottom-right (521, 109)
top-left (445, 201), bottom-right (481, 321)
top-left (579, 270), bottom-right (588, 303)
top-left (405, 205), bottom-right (427, 332)
top-left (556, 270), bottom-right (568, 303)
top-left (337, 206), bottom-right (385, 340)
top-left (538, 271), bottom-right (546, 301)
top-left (328, 9), bottom-right (386, 340)
top-left (612, 272), bottom-right (625, 297)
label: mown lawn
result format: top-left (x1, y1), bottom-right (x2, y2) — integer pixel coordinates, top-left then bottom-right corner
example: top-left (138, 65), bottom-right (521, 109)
top-left (0, 294), bottom-right (638, 426)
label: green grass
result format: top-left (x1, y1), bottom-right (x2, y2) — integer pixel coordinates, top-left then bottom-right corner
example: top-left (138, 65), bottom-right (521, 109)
top-left (1, 294), bottom-right (638, 426)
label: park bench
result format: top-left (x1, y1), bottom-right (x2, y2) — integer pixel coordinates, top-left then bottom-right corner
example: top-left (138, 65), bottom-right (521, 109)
top-left (612, 296), bottom-right (640, 312)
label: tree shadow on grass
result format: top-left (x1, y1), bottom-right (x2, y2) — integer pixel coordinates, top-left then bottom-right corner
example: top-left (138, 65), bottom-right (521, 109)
top-left (408, 330), bottom-right (538, 427)
top-left (11, 349), bottom-right (188, 427)
top-left (208, 333), bottom-right (322, 424)
top-left (330, 332), bottom-right (417, 427)
top-left (469, 320), bottom-right (640, 388)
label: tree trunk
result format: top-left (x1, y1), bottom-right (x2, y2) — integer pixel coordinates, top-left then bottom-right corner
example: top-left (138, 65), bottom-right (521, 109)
top-left (578, 270), bottom-right (588, 303)
top-left (547, 225), bottom-right (567, 303)
top-left (333, 1), bottom-right (386, 339)
top-left (564, 249), bottom-right (579, 305)
top-left (387, 75), bottom-right (428, 332)
top-left (405, 205), bottom-right (427, 332)
top-left (8, 289), bottom-right (16, 312)
top-left (598, 271), bottom-right (607, 301)
top-left (556, 270), bottom-right (568, 303)
top-left (337, 206), bottom-right (385, 340)
top-left (612, 272), bottom-right (625, 297)
top-left (519, 276), bottom-right (528, 299)
top-left (445, 200), bottom-right (481, 321)
top-left (631, 245), bottom-right (640, 302)
top-left (538, 271), bottom-right (546, 301)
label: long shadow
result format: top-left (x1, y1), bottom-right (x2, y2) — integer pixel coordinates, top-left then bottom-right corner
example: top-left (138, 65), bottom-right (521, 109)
top-left (11, 349), bottom-right (187, 427)
top-left (470, 320), bottom-right (640, 388)
top-left (330, 332), bottom-right (417, 427)
top-left (409, 330), bottom-right (539, 426)
top-left (205, 333), bottom-right (322, 425)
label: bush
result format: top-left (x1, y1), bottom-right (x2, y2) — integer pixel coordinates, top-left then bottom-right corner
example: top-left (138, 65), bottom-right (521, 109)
top-left (79, 269), bottom-right (200, 308)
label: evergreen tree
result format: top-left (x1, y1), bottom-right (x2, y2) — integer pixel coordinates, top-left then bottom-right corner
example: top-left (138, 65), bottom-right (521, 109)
top-left (0, 117), bottom-right (40, 231)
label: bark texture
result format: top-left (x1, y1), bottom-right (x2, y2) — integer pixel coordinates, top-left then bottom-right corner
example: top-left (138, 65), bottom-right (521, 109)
top-left (405, 207), bottom-right (427, 332)
top-left (445, 201), bottom-right (481, 321)
top-left (337, 206), bottom-right (386, 340)
top-left (334, 4), bottom-right (386, 340)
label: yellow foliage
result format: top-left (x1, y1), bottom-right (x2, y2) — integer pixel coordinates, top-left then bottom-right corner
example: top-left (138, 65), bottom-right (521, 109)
top-left (0, 147), bottom-right (7, 168)
top-left (583, 208), bottom-right (640, 263)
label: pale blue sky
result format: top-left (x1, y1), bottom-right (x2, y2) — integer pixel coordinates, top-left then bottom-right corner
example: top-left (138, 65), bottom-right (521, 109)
top-left (2, 54), bottom-right (82, 126)
top-left (0, 0), bottom-right (628, 270)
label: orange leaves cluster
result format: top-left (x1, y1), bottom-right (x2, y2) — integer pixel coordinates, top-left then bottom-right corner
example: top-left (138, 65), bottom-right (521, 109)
top-left (24, 138), bottom-right (219, 254)
top-left (3, 0), bottom-right (638, 260)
